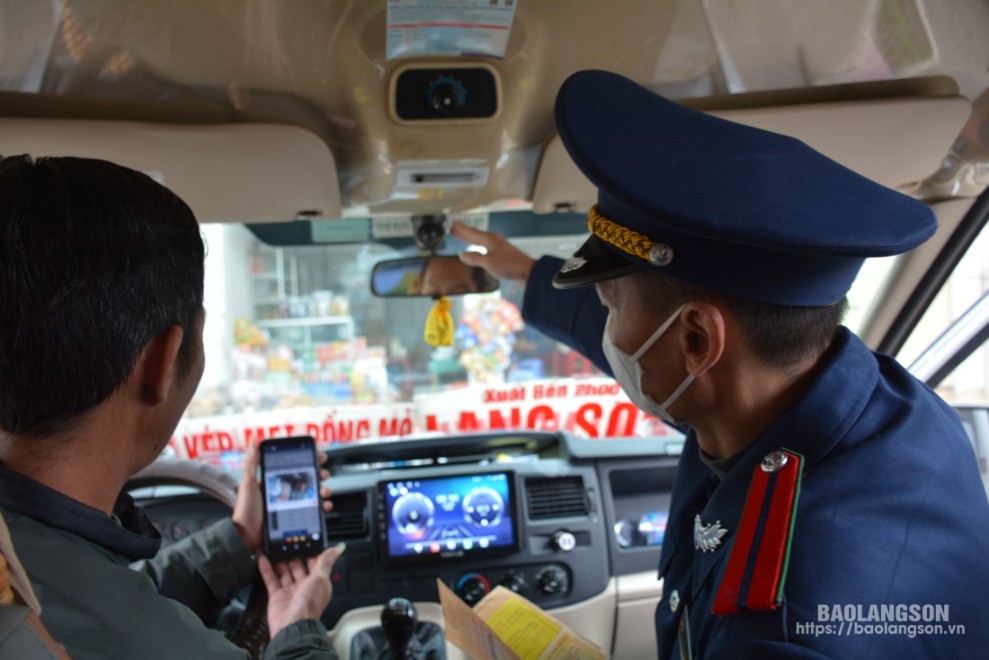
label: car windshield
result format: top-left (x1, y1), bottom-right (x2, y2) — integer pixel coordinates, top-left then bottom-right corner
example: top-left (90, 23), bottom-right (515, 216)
top-left (174, 219), bottom-right (668, 465)
top-left (171, 215), bottom-right (908, 466)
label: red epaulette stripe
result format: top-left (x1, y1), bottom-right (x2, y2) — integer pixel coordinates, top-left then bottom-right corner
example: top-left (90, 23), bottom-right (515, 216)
top-left (711, 462), bottom-right (770, 613)
top-left (712, 449), bottom-right (804, 615)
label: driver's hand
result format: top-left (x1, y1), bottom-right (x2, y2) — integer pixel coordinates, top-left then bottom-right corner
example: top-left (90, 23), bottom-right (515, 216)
top-left (451, 221), bottom-right (537, 285)
top-left (232, 443), bottom-right (335, 554)
top-left (259, 543), bottom-right (346, 638)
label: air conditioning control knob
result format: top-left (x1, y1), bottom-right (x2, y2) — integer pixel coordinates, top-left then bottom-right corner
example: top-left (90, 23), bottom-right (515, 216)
top-left (456, 573), bottom-right (490, 605)
top-left (499, 573), bottom-right (527, 593)
top-left (536, 565), bottom-right (569, 596)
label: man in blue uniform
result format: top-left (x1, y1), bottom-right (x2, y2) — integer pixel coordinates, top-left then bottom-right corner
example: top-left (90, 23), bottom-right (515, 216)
top-left (454, 70), bottom-right (989, 658)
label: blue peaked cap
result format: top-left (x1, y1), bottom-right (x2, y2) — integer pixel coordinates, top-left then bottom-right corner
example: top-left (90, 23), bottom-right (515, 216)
top-left (550, 70), bottom-right (937, 306)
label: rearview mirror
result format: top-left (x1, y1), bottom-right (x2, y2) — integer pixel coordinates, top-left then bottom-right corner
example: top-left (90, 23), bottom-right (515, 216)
top-left (371, 256), bottom-right (499, 297)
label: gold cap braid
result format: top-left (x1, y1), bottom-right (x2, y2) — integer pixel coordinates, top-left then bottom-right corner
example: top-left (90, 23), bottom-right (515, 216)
top-left (588, 205), bottom-right (673, 266)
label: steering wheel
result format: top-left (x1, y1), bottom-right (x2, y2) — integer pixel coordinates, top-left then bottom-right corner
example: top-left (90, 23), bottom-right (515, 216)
top-left (127, 458), bottom-right (270, 658)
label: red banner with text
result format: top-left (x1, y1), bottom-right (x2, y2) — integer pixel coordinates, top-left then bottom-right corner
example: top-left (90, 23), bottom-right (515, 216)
top-left (167, 378), bottom-right (678, 468)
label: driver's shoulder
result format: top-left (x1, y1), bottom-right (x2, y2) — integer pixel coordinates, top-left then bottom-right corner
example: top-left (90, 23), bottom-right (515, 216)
top-left (16, 522), bottom-right (243, 659)
top-left (8, 511), bottom-right (157, 622)
top-left (2, 504), bottom-right (134, 573)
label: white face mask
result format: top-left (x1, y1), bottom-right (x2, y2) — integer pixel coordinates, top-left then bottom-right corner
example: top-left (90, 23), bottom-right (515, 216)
top-left (602, 304), bottom-right (694, 424)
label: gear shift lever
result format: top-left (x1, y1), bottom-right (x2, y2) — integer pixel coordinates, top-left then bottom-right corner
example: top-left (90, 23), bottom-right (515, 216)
top-left (381, 597), bottom-right (418, 659)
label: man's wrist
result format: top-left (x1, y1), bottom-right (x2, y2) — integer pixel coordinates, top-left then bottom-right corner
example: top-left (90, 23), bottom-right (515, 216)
top-left (265, 619), bottom-right (334, 657)
top-left (231, 518), bottom-right (261, 554)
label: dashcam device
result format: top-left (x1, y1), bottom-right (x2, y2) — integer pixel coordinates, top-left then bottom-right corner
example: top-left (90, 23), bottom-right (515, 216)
top-left (392, 65), bottom-right (499, 121)
top-left (412, 215), bottom-right (446, 252)
top-left (378, 471), bottom-right (519, 563)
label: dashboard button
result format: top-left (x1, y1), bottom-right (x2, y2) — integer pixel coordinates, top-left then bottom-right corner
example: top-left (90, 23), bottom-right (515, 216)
top-left (552, 530), bottom-right (577, 552)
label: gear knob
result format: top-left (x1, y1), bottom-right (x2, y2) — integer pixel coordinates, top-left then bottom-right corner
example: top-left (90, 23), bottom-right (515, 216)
top-left (381, 597), bottom-right (417, 658)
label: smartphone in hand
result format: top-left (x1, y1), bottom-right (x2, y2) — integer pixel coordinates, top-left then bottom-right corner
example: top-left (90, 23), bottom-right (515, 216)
top-left (259, 436), bottom-right (327, 561)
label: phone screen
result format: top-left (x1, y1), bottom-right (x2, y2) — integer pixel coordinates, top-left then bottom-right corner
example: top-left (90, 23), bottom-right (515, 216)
top-left (259, 436), bottom-right (327, 561)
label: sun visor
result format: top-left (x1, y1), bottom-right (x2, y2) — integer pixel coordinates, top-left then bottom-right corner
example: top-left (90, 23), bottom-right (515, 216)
top-left (0, 118), bottom-right (341, 223)
top-left (532, 91), bottom-right (971, 214)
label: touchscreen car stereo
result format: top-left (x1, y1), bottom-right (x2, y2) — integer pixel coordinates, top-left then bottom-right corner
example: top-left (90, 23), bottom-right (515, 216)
top-left (378, 471), bottom-right (519, 562)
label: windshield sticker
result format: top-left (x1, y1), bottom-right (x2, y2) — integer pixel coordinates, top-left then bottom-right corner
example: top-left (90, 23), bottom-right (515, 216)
top-left (371, 216), bottom-right (417, 238)
top-left (386, 0), bottom-right (517, 60)
top-left (371, 212), bottom-right (488, 239)
top-left (310, 217), bottom-right (371, 243)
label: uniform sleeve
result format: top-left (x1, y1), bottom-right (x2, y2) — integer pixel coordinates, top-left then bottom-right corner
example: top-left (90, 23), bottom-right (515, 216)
top-left (132, 518), bottom-right (256, 620)
top-left (520, 256), bottom-right (612, 376)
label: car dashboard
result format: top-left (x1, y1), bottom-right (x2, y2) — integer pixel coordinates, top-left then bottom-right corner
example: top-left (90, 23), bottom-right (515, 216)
top-left (140, 431), bottom-right (684, 658)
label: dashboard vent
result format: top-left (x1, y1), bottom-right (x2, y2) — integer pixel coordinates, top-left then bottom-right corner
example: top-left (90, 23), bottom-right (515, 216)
top-left (324, 491), bottom-right (369, 541)
top-left (525, 476), bottom-right (588, 520)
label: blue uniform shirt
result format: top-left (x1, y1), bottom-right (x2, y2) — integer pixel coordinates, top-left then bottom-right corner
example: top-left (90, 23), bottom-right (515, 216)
top-left (522, 256), bottom-right (989, 659)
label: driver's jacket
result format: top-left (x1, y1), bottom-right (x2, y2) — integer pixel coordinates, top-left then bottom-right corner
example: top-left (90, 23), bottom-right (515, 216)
top-left (0, 465), bottom-right (337, 660)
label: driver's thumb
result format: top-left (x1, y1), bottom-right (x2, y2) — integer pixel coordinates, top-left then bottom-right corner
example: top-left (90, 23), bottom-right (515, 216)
top-left (314, 542), bottom-right (346, 577)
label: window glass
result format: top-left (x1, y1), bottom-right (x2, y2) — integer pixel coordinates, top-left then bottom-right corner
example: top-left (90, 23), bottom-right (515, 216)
top-left (903, 220), bottom-right (989, 499)
top-left (939, 351), bottom-right (989, 500)
top-left (174, 224), bottom-right (675, 466)
top-left (843, 256), bottom-right (899, 334)
top-left (899, 221), bottom-right (989, 393)
top-left (178, 218), bottom-right (989, 468)
top-left (932, 339), bottom-right (989, 407)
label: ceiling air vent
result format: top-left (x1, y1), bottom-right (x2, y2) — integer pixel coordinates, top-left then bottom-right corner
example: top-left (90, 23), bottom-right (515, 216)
top-left (525, 476), bottom-right (588, 520)
top-left (324, 491), bottom-right (369, 541)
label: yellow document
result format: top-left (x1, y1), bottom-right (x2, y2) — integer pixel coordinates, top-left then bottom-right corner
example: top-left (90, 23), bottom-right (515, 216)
top-left (437, 579), bottom-right (607, 660)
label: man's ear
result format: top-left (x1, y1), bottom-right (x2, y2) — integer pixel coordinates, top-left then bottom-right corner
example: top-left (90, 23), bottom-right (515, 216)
top-left (136, 325), bottom-right (185, 405)
top-left (679, 302), bottom-right (725, 378)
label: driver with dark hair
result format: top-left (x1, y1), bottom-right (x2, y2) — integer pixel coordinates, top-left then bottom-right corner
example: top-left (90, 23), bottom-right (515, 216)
top-left (0, 155), bottom-right (342, 658)
top-left (419, 257), bottom-right (489, 297)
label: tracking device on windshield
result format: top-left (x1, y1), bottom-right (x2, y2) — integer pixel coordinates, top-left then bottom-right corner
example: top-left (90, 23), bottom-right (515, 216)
top-left (259, 436), bottom-right (327, 561)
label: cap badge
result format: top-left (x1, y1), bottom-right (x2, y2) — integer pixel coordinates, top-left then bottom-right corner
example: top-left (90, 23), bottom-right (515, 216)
top-left (694, 514), bottom-right (728, 553)
top-left (559, 255), bottom-right (588, 273)
top-left (649, 243), bottom-right (674, 267)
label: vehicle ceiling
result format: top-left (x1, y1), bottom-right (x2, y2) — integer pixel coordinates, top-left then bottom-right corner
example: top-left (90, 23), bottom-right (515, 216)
top-left (1, 0), bottom-right (989, 228)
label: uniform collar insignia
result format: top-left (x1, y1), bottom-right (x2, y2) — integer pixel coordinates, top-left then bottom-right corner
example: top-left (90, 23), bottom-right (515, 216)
top-left (694, 514), bottom-right (728, 553)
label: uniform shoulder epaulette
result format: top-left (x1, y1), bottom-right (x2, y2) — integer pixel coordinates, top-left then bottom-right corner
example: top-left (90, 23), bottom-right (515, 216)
top-left (712, 449), bottom-right (804, 615)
